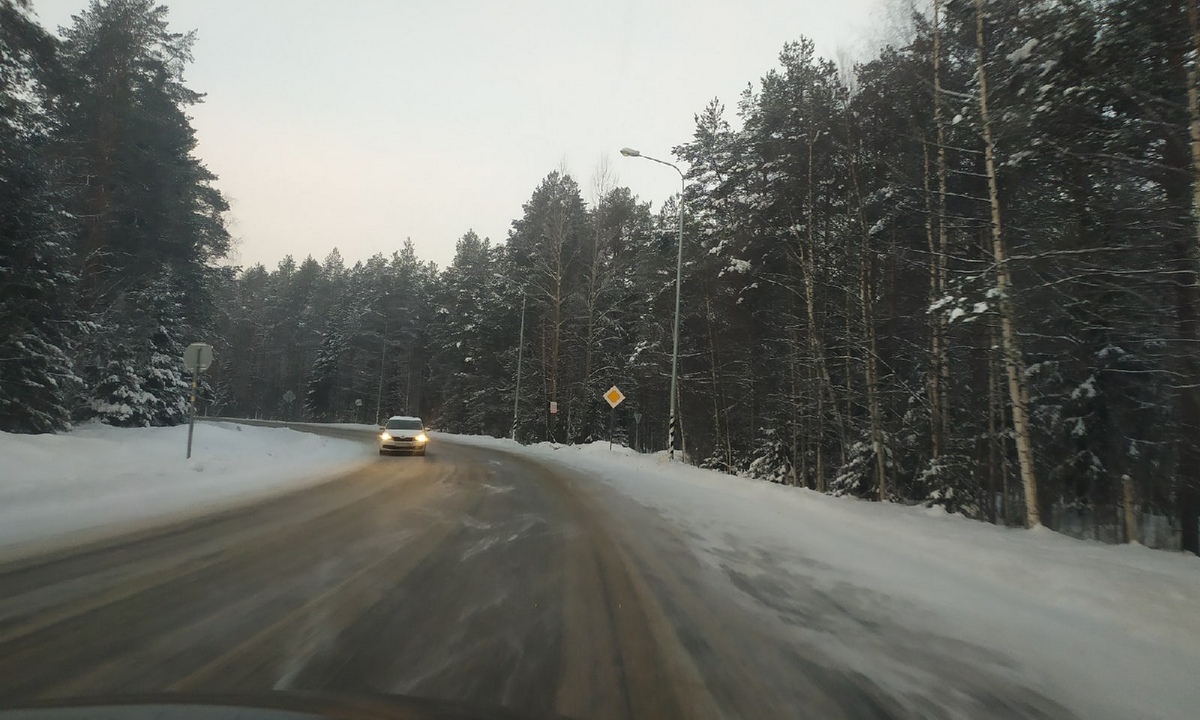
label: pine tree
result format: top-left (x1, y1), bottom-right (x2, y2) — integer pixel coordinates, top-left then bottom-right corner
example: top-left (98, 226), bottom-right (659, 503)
top-left (306, 330), bottom-right (346, 422)
top-left (54, 0), bottom-right (229, 425)
top-left (88, 274), bottom-right (190, 426)
top-left (89, 342), bottom-right (152, 427)
top-left (57, 0), bottom-right (229, 294)
top-left (506, 171), bottom-right (589, 442)
top-left (428, 232), bottom-right (495, 432)
top-left (0, 0), bottom-right (80, 433)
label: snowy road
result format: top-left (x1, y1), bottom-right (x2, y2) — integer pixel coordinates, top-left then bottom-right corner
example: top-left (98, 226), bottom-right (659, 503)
top-left (0, 423), bottom-right (1190, 719)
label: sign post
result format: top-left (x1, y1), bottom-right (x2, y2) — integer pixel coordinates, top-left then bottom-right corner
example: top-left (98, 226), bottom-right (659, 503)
top-left (633, 411), bottom-right (643, 453)
top-left (182, 343), bottom-right (213, 459)
top-left (604, 386), bottom-right (625, 450)
top-left (355, 398), bottom-right (364, 424)
top-left (283, 390), bottom-right (296, 422)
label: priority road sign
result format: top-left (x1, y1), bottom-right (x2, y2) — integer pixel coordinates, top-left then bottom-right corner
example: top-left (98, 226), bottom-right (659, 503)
top-left (183, 343), bottom-right (213, 372)
top-left (604, 386), bottom-right (625, 409)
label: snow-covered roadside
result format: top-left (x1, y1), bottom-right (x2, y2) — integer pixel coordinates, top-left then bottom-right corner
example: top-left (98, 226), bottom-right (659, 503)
top-left (0, 422), bottom-right (371, 555)
top-left (443, 433), bottom-right (1200, 720)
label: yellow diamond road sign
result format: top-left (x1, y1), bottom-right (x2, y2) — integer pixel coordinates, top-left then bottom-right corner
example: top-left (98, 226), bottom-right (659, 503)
top-left (604, 386), bottom-right (625, 409)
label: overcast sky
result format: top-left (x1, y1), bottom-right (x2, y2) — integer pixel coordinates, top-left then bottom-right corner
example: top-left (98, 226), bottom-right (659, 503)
top-left (31, 0), bottom-right (882, 270)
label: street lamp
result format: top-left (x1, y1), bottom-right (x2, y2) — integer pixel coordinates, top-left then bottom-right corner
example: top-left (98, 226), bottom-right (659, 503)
top-left (620, 146), bottom-right (685, 461)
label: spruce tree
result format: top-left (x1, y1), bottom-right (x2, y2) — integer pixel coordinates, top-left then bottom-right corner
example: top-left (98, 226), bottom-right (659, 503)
top-left (0, 0), bottom-right (80, 433)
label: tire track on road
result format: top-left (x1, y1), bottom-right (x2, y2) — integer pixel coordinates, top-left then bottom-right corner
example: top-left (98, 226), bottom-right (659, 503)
top-left (0, 459), bottom-right (451, 699)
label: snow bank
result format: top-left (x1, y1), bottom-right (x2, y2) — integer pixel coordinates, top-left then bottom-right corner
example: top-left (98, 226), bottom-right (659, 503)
top-left (0, 421), bottom-right (370, 555)
top-left (300, 422), bottom-right (384, 432)
top-left (443, 433), bottom-right (1200, 720)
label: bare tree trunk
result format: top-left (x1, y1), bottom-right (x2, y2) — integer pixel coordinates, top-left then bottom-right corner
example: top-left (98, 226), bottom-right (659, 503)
top-left (844, 242), bottom-right (855, 428)
top-left (718, 357), bottom-right (734, 471)
top-left (789, 323), bottom-right (802, 487)
top-left (579, 164), bottom-right (616, 442)
top-left (933, 0), bottom-right (952, 448)
top-left (704, 296), bottom-right (726, 468)
top-left (1178, 0), bottom-right (1200, 555)
top-left (540, 204), bottom-right (573, 444)
top-left (923, 0), bottom-right (953, 460)
top-left (798, 131), bottom-right (847, 480)
top-left (703, 293), bottom-right (735, 470)
top-left (987, 340), bottom-right (997, 524)
top-left (863, 251), bottom-right (886, 501)
top-left (848, 145), bottom-right (887, 501)
top-left (816, 366), bottom-right (826, 493)
top-left (581, 266), bottom-right (597, 438)
top-left (552, 278), bottom-right (561, 403)
top-left (80, 61), bottom-right (129, 300)
top-left (1190, 0), bottom-right (1200, 268)
top-left (976, 0), bottom-right (1040, 527)
top-left (1001, 356), bottom-right (1013, 526)
top-left (1121, 474), bottom-right (1138, 544)
top-left (923, 142), bottom-right (943, 459)
top-left (677, 382), bottom-right (687, 462)
top-left (540, 318), bottom-right (552, 440)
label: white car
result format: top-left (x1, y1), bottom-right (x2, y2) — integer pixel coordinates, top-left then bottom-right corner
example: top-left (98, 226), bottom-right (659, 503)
top-left (379, 416), bottom-right (429, 456)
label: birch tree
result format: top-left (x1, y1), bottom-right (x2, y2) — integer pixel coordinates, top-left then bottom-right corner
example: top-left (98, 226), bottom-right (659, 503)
top-left (973, 0), bottom-right (1040, 527)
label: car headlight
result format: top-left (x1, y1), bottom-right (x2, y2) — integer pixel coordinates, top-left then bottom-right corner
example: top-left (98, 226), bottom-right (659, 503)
top-left (415, 432), bottom-right (428, 443)
top-left (380, 432), bottom-right (392, 440)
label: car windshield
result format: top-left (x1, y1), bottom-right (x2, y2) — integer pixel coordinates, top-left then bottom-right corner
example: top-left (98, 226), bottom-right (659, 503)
top-left (5, 1), bottom-right (1199, 719)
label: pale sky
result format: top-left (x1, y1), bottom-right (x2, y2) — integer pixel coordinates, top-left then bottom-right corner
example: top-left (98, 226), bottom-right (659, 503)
top-left (31, 0), bottom-right (881, 270)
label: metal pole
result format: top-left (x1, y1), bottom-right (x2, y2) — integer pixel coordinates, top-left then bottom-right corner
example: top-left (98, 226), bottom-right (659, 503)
top-left (668, 170), bottom-right (685, 460)
top-left (609, 407), bottom-right (616, 451)
top-left (512, 294), bottom-right (526, 441)
top-left (186, 364), bottom-right (199, 459)
top-left (375, 317), bottom-right (387, 425)
top-left (621, 148), bottom-right (686, 461)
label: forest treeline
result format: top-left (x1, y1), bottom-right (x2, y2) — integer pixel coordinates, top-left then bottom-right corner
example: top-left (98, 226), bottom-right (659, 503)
top-left (2, 0), bottom-right (1197, 551)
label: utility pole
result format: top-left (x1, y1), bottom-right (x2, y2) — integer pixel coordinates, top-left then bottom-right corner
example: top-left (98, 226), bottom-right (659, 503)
top-left (512, 294), bottom-right (526, 441)
top-left (375, 315), bottom-right (388, 425)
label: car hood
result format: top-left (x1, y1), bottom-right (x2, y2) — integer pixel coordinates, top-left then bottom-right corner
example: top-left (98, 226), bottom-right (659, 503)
top-left (0, 693), bottom-right (566, 720)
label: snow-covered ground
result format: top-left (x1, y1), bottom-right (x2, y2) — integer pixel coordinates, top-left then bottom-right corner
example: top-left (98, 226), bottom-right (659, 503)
top-left (444, 433), bottom-right (1200, 720)
top-left (0, 421), bottom-right (370, 555)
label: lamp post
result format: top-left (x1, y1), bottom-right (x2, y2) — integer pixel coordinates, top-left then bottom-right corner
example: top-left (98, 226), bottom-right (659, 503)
top-left (620, 147), bottom-right (685, 461)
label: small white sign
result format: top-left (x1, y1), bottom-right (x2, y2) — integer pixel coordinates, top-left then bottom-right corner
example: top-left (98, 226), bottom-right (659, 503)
top-left (549, 401), bottom-right (558, 415)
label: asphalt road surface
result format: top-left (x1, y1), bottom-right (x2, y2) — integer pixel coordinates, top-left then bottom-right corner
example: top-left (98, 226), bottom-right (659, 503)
top-left (0, 424), bottom-right (1071, 720)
